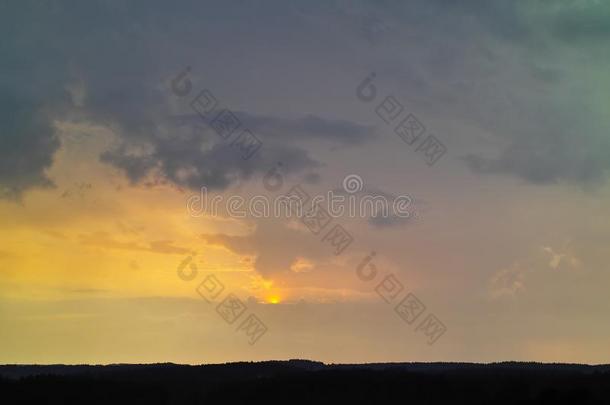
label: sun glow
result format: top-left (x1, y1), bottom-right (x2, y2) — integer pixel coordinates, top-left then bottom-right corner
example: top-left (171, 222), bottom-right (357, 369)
top-left (267, 295), bottom-right (281, 304)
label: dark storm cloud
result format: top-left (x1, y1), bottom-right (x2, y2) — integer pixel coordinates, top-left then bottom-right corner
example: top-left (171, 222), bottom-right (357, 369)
top-left (2, 0), bottom-right (610, 197)
top-left (99, 145), bottom-right (158, 185)
top-left (0, 94), bottom-right (60, 198)
top-left (0, 0), bottom-right (387, 197)
top-left (0, 0), bottom-right (335, 196)
top-left (101, 131), bottom-right (319, 190)
top-left (0, 0), bottom-right (75, 198)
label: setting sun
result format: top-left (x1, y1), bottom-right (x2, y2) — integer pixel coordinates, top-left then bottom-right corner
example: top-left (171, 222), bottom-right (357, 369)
top-left (267, 295), bottom-right (281, 304)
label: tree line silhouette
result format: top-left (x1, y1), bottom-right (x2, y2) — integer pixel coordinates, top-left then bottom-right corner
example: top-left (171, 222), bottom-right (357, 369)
top-left (2, 360), bottom-right (610, 404)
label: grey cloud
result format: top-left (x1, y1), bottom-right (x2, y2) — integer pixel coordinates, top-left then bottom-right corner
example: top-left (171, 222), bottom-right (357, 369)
top-left (234, 112), bottom-right (375, 145)
top-left (462, 101), bottom-right (610, 186)
top-left (0, 93), bottom-right (61, 199)
top-left (332, 0), bottom-right (610, 187)
top-left (549, 1), bottom-right (610, 42)
top-left (100, 145), bottom-right (158, 185)
top-left (201, 220), bottom-right (334, 278)
top-left (170, 112), bottom-right (376, 146)
top-left (364, 188), bottom-right (416, 229)
top-left (3, 0), bottom-right (610, 197)
top-left (332, 186), bottom-right (420, 228)
top-left (302, 172), bottom-right (322, 184)
top-left (101, 130), bottom-right (320, 190)
top-left (1, 0), bottom-right (374, 196)
top-left (464, 148), bottom-right (610, 186)
top-left (385, 1), bottom-right (610, 186)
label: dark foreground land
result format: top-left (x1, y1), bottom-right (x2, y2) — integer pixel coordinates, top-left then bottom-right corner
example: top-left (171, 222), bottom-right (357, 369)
top-left (2, 360), bottom-right (610, 404)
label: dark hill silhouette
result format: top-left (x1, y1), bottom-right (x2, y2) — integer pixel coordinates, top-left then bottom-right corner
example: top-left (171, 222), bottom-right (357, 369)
top-left (1, 360), bottom-right (610, 404)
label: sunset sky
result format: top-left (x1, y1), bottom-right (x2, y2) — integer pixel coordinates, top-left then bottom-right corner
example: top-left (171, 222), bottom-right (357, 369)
top-left (2, 0), bottom-right (610, 365)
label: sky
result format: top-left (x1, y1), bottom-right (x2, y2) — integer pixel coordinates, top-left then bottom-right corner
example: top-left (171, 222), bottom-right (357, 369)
top-left (2, 0), bottom-right (610, 364)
